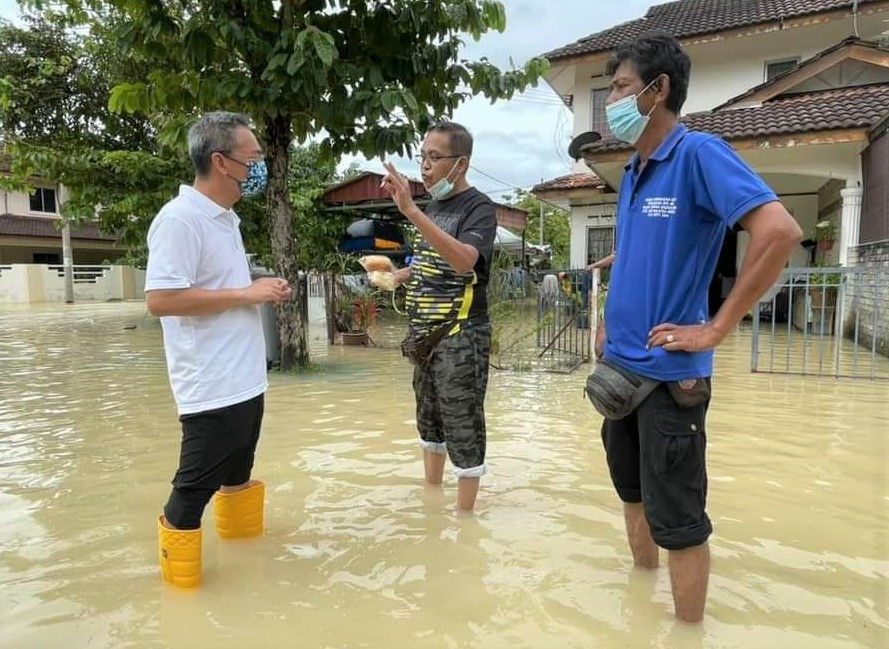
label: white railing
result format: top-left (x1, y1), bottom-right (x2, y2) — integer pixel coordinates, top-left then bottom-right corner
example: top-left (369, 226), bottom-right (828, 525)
top-left (0, 264), bottom-right (145, 304)
top-left (47, 264), bottom-right (110, 284)
top-left (307, 273), bottom-right (325, 298)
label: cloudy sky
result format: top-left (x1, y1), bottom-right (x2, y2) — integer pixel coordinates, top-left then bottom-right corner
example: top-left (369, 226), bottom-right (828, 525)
top-left (0, 0), bottom-right (660, 199)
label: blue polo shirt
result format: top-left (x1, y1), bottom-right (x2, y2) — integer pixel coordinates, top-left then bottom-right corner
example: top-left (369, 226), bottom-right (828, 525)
top-left (603, 123), bottom-right (778, 381)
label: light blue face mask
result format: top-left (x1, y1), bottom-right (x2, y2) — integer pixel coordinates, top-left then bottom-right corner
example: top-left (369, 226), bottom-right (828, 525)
top-left (426, 158), bottom-right (463, 200)
top-left (605, 78), bottom-right (659, 145)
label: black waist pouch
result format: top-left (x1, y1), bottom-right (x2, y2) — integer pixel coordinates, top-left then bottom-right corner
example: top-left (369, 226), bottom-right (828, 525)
top-left (584, 358), bottom-right (660, 420)
top-left (401, 321), bottom-right (455, 367)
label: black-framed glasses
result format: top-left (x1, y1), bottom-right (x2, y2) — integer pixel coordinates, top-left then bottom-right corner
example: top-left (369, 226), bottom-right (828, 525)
top-left (414, 154), bottom-right (460, 164)
top-left (216, 151), bottom-right (265, 166)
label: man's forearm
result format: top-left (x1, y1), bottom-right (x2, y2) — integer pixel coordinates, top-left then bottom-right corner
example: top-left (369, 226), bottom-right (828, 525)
top-left (147, 287), bottom-right (248, 317)
top-left (711, 233), bottom-right (798, 334)
top-left (404, 206), bottom-right (478, 274)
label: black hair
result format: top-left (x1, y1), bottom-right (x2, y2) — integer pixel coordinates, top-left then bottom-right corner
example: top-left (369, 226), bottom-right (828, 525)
top-left (606, 31), bottom-right (691, 114)
top-left (425, 121), bottom-right (473, 157)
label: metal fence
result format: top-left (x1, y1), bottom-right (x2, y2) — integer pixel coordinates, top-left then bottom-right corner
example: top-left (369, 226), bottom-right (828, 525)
top-left (751, 266), bottom-right (889, 380)
top-left (484, 267), bottom-right (601, 373)
top-left (534, 269), bottom-right (600, 372)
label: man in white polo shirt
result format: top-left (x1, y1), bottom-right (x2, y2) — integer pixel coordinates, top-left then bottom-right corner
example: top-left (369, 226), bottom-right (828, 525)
top-left (145, 111), bottom-right (291, 588)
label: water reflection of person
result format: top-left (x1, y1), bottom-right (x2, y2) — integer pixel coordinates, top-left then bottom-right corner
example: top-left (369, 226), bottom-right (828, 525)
top-left (380, 122), bottom-right (496, 512)
top-left (145, 112), bottom-right (292, 588)
top-left (594, 33), bottom-right (801, 623)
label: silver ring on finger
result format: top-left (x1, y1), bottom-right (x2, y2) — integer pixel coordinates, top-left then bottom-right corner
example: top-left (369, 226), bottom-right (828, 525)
top-left (666, 334), bottom-right (675, 343)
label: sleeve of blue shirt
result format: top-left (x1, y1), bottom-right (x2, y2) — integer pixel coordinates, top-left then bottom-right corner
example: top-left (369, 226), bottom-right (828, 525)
top-left (693, 137), bottom-right (779, 228)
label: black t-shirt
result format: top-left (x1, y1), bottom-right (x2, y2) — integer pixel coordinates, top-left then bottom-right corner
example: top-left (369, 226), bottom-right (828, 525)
top-left (405, 187), bottom-right (497, 336)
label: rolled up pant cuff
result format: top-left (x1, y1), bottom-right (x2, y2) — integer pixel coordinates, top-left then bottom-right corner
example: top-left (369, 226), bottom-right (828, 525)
top-left (453, 463), bottom-right (486, 479)
top-left (651, 519), bottom-right (713, 551)
top-left (419, 440), bottom-right (447, 454)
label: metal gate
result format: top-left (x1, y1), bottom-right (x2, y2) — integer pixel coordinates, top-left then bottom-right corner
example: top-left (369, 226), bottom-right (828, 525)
top-left (751, 267), bottom-right (889, 380)
top-left (535, 269), bottom-right (600, 372)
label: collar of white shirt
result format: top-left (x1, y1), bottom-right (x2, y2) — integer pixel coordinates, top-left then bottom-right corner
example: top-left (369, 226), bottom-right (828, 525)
top-left (178, 184), bottom-right (239, 223)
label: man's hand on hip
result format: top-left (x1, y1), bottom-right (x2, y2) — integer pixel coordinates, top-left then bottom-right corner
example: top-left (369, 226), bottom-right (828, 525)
top-left (647, 322), bottom-right (728, 353)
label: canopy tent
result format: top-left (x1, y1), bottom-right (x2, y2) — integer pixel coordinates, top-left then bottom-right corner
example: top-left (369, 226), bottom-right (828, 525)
top-left (494, 225), bottom-right (524, 255)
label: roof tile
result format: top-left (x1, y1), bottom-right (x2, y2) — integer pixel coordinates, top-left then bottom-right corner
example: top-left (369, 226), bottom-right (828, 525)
top-left (532, 173), bottom-right (606, 193)
top-left (0, 214), bottom-right (117, 242)
top-left (582, 84), bottom-right (889, 155)
top-left (545, 0), bottom-right (881, 61)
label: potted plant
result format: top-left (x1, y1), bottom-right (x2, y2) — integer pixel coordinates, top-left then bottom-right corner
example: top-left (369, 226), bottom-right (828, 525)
top-left (333, 287), bottom-right (379, 345)
top-left (813, 219), bottom-right (837, 252)
top-left (808, 265), bottom-right (842, 309)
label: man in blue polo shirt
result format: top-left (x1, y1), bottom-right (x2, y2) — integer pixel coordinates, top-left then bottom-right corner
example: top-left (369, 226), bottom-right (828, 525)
top-left (594, 33), bottom-right (802, 623)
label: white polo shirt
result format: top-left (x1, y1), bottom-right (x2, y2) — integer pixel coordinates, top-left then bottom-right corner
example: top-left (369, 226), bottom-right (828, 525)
top-left (145, 185), bottom-right (267, 415)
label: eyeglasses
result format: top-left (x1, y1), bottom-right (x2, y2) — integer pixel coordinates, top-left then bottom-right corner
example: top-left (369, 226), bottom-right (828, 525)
top-left (414, 154), bottom-right (460, 165)
top-left (217, 152), bottom-right (265, 166)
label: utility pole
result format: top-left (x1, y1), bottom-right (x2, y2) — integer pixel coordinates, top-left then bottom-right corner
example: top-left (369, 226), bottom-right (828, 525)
top-left (538, 201), bottom-right (544, 245)
top-left (62, 221), bottom-right (74, 304)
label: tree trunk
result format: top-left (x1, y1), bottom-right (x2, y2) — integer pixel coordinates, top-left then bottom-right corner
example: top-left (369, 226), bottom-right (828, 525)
top-left (265, 114), bottom-right (309, 370)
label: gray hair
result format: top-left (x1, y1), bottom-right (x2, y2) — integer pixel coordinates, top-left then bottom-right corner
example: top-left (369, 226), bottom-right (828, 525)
top-left (187, 111), bottom-right (252, 176)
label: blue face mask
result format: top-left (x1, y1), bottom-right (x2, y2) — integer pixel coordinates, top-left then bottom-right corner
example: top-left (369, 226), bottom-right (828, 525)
top-left (427, 158), bottom-right (463, 200)
top-left (238, 159), bottom-right (268, 197)
top-left (605, 79), bottom-right (659, 145)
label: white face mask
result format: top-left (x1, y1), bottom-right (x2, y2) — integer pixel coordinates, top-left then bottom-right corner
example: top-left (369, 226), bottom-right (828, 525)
top-left (426, 158), bottom-right (463, 200)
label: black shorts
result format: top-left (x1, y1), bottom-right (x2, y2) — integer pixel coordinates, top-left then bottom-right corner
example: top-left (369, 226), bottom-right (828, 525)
top-left (600, 381), bottom-right (712, 551)
top-left (164, 394), bottom-right (264, 528)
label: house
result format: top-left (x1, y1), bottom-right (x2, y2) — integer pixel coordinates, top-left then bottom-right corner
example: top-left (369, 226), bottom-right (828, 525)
top-left (533, 0), bottom-right (889, 279)
top-left (0, 163), bottom-right (125, 266)
top-left (1, 156), bottom-right (138, 303)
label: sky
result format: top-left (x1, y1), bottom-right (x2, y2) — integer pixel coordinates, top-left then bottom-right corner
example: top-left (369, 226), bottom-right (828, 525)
top-left (0, 0), bottom-right (661, 199)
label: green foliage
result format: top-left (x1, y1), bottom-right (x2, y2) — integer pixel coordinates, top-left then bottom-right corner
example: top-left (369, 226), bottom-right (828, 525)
top-left (241, 143), bottom-right (353, 272)
top-left (68, 0), bottom-right (548, 162)
top-left (813, 219), bottom-right (837, 242)
top-left (500, 189), bottom-right (570, 268)
top-left (0, 10), bottom-right (179, 267)
top-left (9, 0), bottom-right (548, 369)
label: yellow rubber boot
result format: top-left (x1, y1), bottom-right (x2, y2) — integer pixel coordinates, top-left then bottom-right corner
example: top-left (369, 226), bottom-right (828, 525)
top-left (213, 481), bottom-right (265, 539)
top-left (157, 517), bottom-right (201, 588)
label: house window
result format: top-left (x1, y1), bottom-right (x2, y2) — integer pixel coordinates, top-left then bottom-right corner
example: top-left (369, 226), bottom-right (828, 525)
top-left (586, 226), bottom-right (614, 266)
top-left (29, 187), bottom-right (57, 213)
top-left (765, 58), bottom-right (799, 82)
top-left (590, 88), bottom-right (610, 137)
top-left (33, 252), bottom-right (61, 264)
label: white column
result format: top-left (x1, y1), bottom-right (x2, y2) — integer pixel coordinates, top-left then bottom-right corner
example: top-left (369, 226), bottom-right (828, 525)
top-left (839, 187), bottom-right (863, 267)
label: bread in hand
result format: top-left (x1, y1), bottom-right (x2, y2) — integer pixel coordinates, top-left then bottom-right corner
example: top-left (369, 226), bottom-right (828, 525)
top-left (368, 271), bottom-right (396, 291)
top-left (360, 255), bottom-right (396, 273)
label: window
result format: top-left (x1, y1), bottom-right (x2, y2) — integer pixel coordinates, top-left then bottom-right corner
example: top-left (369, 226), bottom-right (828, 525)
top-left (29, 187), bottom-right (57, 213)
top-left (590, 88), bottom-right (610, 137)
top-left (765, 58), bottom-right (799, 82)
top-left (33, 252), bottom-right (61, 264)
top-left (586, 226), bottom-right (614, 266)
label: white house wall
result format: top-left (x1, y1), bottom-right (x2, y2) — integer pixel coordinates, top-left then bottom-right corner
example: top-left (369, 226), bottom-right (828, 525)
top-left (569, 201), bottom-right (617, 269)
top-left (681, 21), bottom-right (861, 113)
top-left (567, 18), bottom-right (880, 138)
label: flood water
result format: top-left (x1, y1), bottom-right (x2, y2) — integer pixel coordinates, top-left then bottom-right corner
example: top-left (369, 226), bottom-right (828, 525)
top-left (1, 302), bottom-right (887, 649)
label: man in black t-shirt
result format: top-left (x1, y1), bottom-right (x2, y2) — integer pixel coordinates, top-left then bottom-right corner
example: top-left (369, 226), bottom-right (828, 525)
top-left (382, 122), bottom-right (496, 511)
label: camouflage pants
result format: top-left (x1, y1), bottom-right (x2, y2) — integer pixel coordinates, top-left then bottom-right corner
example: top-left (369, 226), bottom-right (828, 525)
top-left (412, 323), bottom-right (491, 478)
